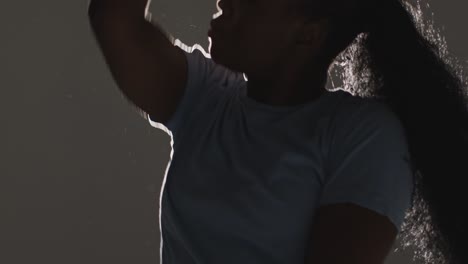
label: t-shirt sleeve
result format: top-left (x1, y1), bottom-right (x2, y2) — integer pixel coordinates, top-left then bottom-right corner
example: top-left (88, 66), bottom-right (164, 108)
top-left (147, 39), bottom-right (241, 140)
top-left (319, 101), bottom-right (414, 232)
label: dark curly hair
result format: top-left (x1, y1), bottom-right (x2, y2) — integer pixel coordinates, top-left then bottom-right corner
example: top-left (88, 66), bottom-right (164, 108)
top-left (298, 0), bottom-right (468, 263)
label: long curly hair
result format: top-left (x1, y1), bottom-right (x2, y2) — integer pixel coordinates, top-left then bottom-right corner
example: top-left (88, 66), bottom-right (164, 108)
top-left (299, 0), bottom-right (468, 263)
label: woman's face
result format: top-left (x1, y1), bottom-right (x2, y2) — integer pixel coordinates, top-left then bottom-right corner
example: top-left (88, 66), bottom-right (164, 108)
top-left (208, 0), bottom-right (307, 75)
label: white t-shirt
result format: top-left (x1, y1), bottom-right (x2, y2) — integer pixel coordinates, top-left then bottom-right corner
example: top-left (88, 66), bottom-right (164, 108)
top-left (147, 40), bottom-right (414, 264)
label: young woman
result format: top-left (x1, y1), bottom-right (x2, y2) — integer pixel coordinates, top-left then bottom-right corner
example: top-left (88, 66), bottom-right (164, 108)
top-left (89, 0), bottom-right (468, 263)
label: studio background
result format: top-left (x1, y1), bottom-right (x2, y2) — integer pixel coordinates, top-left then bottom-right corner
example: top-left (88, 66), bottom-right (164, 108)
top-left (2, 0), bottom-right (466, 263)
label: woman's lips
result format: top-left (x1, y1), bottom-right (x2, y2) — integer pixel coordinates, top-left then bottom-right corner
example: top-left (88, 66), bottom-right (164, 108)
top-left (209, 20), bottom-right (222, 37)
top-left (210, 18), bottom-right (222, 30)
top-left (210, 10), bottom-right (233, 30)
top-left (210, 1), bottom-right (232, 36)
top-left (209, 18), bottom-right (225, 37)
top-left (209, 1), bottom-right (235, 37)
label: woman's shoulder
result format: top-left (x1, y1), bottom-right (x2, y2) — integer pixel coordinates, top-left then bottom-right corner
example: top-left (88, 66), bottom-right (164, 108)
top-left (329, 89), bottom-right (401, 129)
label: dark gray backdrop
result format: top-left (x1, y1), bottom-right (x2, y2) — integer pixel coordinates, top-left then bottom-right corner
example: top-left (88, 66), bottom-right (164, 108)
top-left (2, 0), bottom-right (466, 263)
